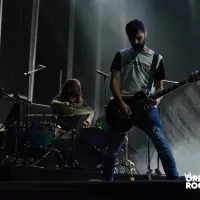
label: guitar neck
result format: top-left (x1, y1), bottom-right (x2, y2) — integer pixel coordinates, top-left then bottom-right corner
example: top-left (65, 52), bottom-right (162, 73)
top-left (151, 79), bottom-right (188, 99)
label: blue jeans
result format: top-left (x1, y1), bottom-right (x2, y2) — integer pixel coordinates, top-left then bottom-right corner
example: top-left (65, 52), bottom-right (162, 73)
top-left (102, 107), bottom-right (179, 181)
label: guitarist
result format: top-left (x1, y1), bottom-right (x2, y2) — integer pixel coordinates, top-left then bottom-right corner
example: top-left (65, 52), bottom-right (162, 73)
top-left (103, 19), bottom-right (179, 181)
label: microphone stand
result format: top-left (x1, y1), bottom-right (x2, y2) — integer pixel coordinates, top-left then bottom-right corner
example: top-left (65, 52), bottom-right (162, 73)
top-left (97, 70), bottom-right (109, 115)
top-left (103, 76), bottom-right (108, 115)
top-left (24, 66), bottom-right (46, 163)
top-left (97, 71), bottom-right (109, 175)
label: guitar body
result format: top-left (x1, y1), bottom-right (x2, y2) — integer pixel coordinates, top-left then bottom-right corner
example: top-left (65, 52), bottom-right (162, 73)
top-left (106, 90), bottom-right (150, 133)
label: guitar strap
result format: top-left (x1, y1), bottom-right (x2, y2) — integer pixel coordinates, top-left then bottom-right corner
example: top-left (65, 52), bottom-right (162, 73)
top-left (147, 53), bottom-right (159, 93)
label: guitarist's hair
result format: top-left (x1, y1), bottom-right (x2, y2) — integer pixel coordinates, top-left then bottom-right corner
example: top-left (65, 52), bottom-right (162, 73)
top-left (125, 19), bottom-right (146, 36)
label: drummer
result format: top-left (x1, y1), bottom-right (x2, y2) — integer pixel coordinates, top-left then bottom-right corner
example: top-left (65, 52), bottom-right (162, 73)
top-left (51, 78), bottom-right (94, 131)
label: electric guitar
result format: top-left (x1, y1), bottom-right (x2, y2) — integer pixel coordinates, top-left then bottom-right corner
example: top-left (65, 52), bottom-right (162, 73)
top-left (106, 71), bottom-right (200, 133)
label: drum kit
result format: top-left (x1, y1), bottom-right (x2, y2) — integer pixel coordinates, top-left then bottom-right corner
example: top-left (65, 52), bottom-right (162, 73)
top-left (0, 88), bottom-right (140, 175)
top-left (0, 113), bottom-right (125, 173)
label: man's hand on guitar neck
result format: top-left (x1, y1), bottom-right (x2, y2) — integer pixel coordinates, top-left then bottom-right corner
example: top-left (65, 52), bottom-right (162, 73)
top-left (149, 80), bottom-right (163, 106)
top-left (149, 98), bottom-right (159, 106)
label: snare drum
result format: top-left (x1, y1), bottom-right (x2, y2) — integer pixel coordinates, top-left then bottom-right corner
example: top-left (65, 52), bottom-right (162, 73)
top-left (95, 116), bottom-right (109, 133)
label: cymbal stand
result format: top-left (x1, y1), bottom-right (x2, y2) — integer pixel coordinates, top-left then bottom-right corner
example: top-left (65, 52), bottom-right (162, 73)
top-left (54, 113), bottom-right (79, 169)
top-left (145, 135), bottom-right (153, 180)
top-left (67, 129), bottom-right (78, 169)
top-left (96, 71), bottom-right (109, 116)
top-left (124, 133), bottom-right (141, 175)
top-left (0, 89), bottom-right (25, 165)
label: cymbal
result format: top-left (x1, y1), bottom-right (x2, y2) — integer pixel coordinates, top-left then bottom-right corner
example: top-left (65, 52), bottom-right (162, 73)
top-left (58, 105), bottom-right (94, 116)
top-left (73, 106), bottom-right (94, 115)
top-left (0, 88), bottom-right (29, 105)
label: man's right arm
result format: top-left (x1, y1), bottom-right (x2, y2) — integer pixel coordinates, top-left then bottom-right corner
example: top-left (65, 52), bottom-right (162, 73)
top-left (109, 52), bottom-right (123, 105)
top-left (109, 52), bottom-right (132, 118)
top-left (110, 69), bottom-right (124, 107)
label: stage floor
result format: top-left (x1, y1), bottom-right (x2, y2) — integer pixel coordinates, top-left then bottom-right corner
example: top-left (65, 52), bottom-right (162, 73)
top-left (0, 165), bottom-right (197, 200)
top-left (0, 164), bottom-right (185, 181)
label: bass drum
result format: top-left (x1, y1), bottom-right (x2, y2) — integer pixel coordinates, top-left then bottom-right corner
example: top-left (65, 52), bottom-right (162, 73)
top-left (62, 127), bottom-right (109, 172)
top-left (24, 121), bottom-right (60, 160)
top-left (1, 121), bottom-right (65, 166)
top-left (26, 121), bottom-right (59, 149)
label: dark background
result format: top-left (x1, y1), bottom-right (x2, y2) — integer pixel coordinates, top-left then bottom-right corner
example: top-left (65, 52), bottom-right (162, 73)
top-left (1, 0), bottom-right (200, 175)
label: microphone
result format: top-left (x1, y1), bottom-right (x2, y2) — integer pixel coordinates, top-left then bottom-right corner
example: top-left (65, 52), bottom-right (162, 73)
top-left (96, 70), bottom-right (109, 77)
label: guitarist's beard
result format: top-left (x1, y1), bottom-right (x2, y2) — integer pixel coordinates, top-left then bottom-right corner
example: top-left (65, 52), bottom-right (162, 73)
top-left (132, 43), bottom-right (145, 52)
top-left (131, 39), bottom-right (145, 52)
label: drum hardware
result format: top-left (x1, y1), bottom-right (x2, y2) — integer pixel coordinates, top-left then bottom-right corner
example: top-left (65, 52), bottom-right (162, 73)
top-left (123, 134), bottom-right (141, 175)
top-left (0, 88), bottom-right (26, 165)
top-left (63, 129), bottom-right (79, 169)
top-left (61, 127), bottom-right (109, 172)
top-left (31, 115), bottom-right (63, 168)
top-left (69, 129), bottom-right (78, 168)
top-left (95, 115), bottom-right (141, 175)
top-left (112, 133), bottom-right (141, 175)
top-left (51, 115), bottom-right (80, 169)
top-left (0, 120), bottom-right (60, 167)
top-left (0, 122), bottom-right (21, 165)
top-left (0, 88), bottom-right (26, 105)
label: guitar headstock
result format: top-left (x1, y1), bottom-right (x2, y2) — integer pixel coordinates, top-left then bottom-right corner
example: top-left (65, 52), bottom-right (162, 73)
top-left (187, 71), bottom-right (200, 83)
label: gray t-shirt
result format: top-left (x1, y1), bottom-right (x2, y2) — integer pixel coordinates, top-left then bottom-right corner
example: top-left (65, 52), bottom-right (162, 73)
top-left (110, 47), bottom-right (165, 96)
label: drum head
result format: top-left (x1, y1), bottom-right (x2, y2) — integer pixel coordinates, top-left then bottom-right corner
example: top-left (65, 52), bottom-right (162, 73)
top-left (61, 127), bottom-right (109, 172)
top-left (27, 122), bottom-right (54, 148)
top-left (78, 127), bottom-right (109, 151)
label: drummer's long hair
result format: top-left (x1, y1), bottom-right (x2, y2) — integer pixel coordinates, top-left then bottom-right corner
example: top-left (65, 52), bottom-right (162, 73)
top-left (60, 78), bottom-right (83, 103)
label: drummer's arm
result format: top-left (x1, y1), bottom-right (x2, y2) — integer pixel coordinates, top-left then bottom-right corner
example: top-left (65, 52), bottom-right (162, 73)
top-left (51, 99), bottom-right (75, 115)
top-left (86, 110), bottom-right (94, 122)
top-left (51, 99), bottom-right (88, 115)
